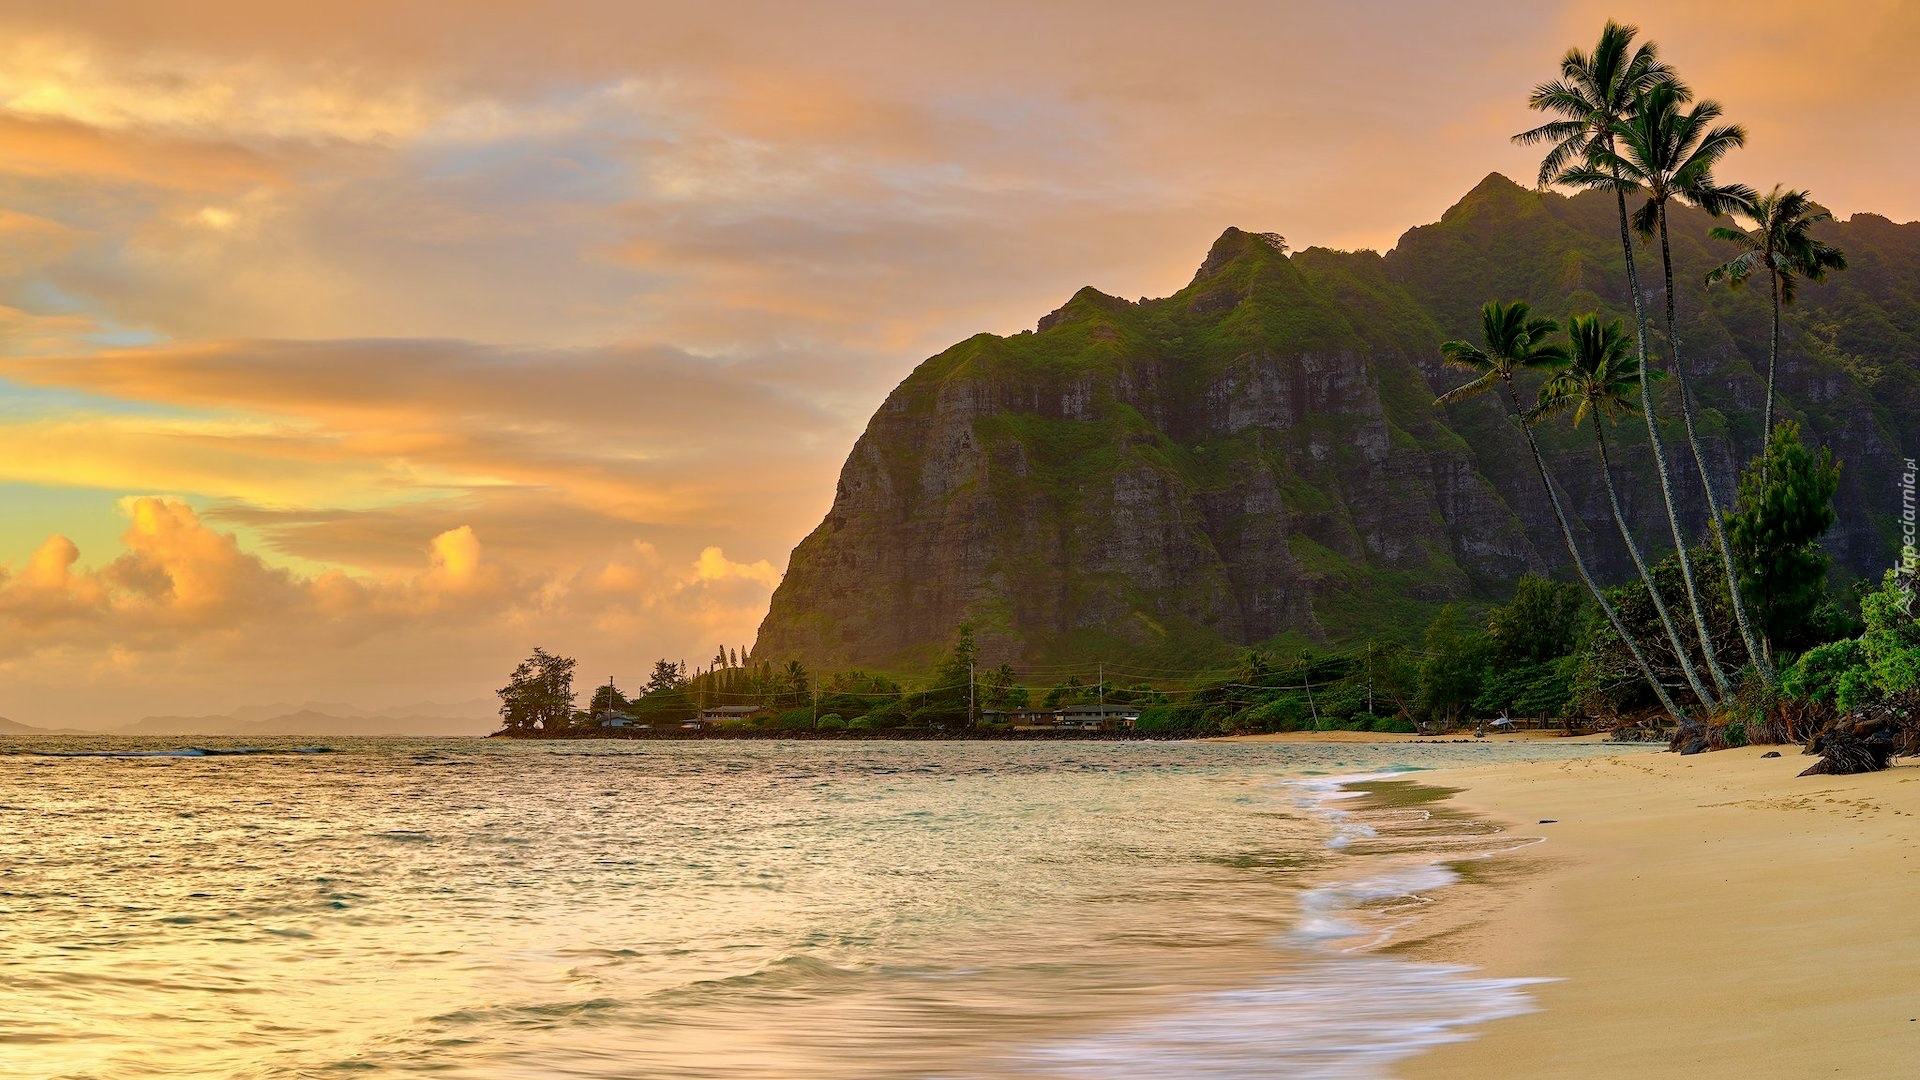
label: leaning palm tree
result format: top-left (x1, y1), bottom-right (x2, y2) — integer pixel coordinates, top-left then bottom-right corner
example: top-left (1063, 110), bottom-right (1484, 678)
top-left (1438, 301), bottom-right (1686, 722)
top-left (1530, 314), bottom-right (1715, 708)
top-left (1570, 83), bottom-right (1771, 686)
top-left (1512, 23), bottom-right (1734, 697)
top-left (1706, 185), bottom-right (1848, 442)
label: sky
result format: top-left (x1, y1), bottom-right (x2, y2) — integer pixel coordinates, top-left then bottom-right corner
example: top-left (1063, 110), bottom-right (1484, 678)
top-left (1, 1), bottom-right (1916, 726)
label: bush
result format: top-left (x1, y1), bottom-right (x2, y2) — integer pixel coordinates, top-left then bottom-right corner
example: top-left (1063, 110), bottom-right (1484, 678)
top-left (1783, 638), bottom-right (1865, 706)
top-left (847, 717), bottom-right (875, 732)
top-left (1365, 714), bottom-right (1417, 733)
top-left (910, 702), bottom-right (970, 729)
top-left (774, 708), bottom-right (815, 731)
top-left (1133, 704), bottom-right (1221, 738)
top-left (816, 713), bottom-right (846, 730)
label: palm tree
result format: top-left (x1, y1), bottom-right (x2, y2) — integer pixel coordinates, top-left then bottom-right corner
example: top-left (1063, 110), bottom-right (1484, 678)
top-left (1706, 186), bottom-right (1847, 442)
top-left (1438, 301), bottom-right (1686, 722)
top-left (1569, 83), bottom-right (1772, 686)
top-left (1513, 23), bottom-right (1734, 698)
top-left (1530, 314), bottom-right (1715, 708)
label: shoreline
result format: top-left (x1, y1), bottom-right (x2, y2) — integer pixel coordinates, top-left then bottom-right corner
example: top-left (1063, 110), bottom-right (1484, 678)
top-left (1397, 745), bottom-right (1920, 1078)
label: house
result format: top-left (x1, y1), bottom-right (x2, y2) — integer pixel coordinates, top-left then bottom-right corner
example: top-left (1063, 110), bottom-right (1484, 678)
top-left (596, 712), bottom-right (634, 729)
top-left (1055, 705), bottom-right (1140, 730)
top-left (982, 708), bottom-right (1055, 727)
top-left (697, 705), bottom-right (766, 726)
top-left (990, 705), bottom-right (1140, 731)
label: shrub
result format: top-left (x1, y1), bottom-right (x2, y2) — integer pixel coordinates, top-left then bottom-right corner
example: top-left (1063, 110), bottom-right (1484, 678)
top-left (816, 713), bottom-right (846, 730)
top-left (1783, 638), bottom-right (1865, 706)
top-left (847, 717), bottom-right (875, 732)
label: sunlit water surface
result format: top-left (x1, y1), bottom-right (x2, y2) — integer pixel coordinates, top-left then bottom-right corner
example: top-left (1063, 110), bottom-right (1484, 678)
top-left (0, 738), bottom-right (1636, 1078)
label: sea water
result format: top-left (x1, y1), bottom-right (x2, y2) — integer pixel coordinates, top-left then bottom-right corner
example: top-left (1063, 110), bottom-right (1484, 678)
top-left (0, 737), bottom-right (1632, 1078)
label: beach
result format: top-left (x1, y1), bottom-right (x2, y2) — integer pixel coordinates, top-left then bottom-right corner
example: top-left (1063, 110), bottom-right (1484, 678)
top-left (1398, 744), bottom-right (1920, 1078)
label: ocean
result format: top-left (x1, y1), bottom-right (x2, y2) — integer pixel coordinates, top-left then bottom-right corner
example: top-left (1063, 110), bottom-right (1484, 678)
top-left (0, 737), bottom-right (1634, 1078)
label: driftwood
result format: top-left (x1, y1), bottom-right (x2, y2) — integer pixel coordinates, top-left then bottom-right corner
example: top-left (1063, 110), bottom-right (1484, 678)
top-left (1799, 693), bottom-right (1920, 776)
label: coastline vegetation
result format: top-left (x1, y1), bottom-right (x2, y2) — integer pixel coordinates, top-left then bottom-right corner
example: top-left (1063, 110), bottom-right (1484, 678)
top-left (499, 17), bottom-right (1917, 773)
top-left (1430, 18), bottom-right (1914, 772)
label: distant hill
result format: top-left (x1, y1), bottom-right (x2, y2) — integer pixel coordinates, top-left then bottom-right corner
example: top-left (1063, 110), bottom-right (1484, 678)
top-left (755, 173), bottom-right (1919, 671)
top-left (116, 710), bottom-right (494, 737)
top-left (0, 716), bottom-right (86, 735)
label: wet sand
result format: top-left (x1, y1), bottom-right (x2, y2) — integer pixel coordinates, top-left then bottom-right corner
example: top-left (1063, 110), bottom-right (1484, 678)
top-left (1399, 745), bottom-right (1920, 1078)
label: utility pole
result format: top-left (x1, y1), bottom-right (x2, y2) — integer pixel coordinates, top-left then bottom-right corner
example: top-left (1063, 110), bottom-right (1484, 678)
top-left (1366, 643), bottom-right (1375, 716)
top-left (1098, 661), bottom-right (1105, 708)
top-left (968, 661), bottom-right (976, 728)
top-left (1303, 668), bottom-right (1321, 728)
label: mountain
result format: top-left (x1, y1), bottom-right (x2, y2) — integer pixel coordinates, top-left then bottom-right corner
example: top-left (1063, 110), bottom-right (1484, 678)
top-left (754, 174), bottom-right (1920, 672)
top-left (116, 710), bottom-right (494, 737)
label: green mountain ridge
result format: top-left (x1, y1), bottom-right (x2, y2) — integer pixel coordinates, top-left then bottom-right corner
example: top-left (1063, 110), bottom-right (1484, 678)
top-left (754, 174), bottom-right (1920, 673)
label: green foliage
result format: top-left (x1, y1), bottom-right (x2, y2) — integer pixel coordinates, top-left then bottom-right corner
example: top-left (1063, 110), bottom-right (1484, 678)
top-left (1574, 546), bottom-right (1736, 715)
top-left (1475, 659), bottom-right (1574, 718)
top-left (773, 708), bottom-right (815, 731)
top-left (1782, 639), bottom-right (1865, 706)
top-left (1777, 571), bottom-right (1920, 715)
top-left (862, 701), bottom-right (909, 729)
top-left (1043, 676), bottom-right (1095, 709)
top-left (1724, 422), bottom-right (1840, 653)
top-left (588, 682), bottom-right (629, 715)
top-left (628, 688), bottom-right (695, 725)
top-left (1485, 576), bottom-right (1588, 664)
top-left (816, 714), bottom-right (848, 731)
top-left (497, 647), bottom-right (577, 733)
top-left (1416, 607), bottom-right (1492, 725)
top-left (645, 659), bottom-right (685, 695)
top-left (981, 663), bottom-right (1029, 709)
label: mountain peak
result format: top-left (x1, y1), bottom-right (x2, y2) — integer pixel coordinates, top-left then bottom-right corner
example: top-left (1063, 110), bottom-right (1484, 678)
top-left (1036, 285), bottom-right (1133, 332)
top-left (1439, 172), bottom-right (1535, 223)
top-left (1190, 227), bottom-right (1288, 285)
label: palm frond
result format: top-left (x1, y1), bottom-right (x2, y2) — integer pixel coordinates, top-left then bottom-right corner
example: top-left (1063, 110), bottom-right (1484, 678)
top-left (1435, 369), bottom-right (1500, 406)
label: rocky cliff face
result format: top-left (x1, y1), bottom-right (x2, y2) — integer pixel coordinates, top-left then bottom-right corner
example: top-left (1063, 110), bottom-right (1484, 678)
top-left (756, 175), bottom-right (1920, 671)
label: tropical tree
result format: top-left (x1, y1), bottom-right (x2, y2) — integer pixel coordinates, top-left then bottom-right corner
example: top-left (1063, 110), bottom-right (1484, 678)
top-left (1513, 22), bottom-right (1735, 698)
top-left (1437, 300), bottom-right (1685, 721)
top-left (646, 658), bottom-right (686, 694)
top-left (1585, 82), bottom-right (1770, 685)
top-left (1705, 186), bottom-right (1848, 442)
top-left (982, 664), bottom-right (1029, 710)
top-left (496, 646), bottom-right (578, 733)
top-left (589, 681), bottom-right (629, 715)
top-left (1485, 575), bottom-right (1587, 665)
top-left (1723, 422), bottom-right (1841, 660)
top-left (1553, 82), bottom-right (1761, 690)
top-left (1530, 314), bottom-right (1716, 707)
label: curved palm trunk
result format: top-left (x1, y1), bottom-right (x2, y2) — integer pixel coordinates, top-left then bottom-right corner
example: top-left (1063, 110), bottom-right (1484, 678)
top-left (1503, 379), bottom-right (1686, 723)
top-left (1764, 266), bottom-right (1782, 446)
top-left (1594, 422), bottom-right (1717, 708)
top-left (1615, 184), bottom-right (1735, 698)
top-left (1656, 206), bottom-right (1775, 686)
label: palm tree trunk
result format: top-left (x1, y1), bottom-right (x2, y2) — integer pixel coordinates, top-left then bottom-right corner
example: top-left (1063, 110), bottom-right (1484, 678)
top-left (1614, 184), bottom-right (1735, 698)
top-left (1764, 266), bottom-right (1782, 446)
top-left (1504, 379), bottom-right (1687, 723)
top-left (1594, 421), bottom-right (1717, 708)
top-left (1657, 206), bottom-right (1775, 687)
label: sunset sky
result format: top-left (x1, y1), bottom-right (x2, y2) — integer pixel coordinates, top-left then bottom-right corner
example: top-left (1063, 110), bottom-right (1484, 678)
top-left (2, 1), bottom-right (1916, 726)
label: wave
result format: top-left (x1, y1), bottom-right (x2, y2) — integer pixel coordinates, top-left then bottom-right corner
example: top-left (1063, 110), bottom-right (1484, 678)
top-left (1009, 957), bottom-right (1546, 1079)
top-left (25, 746), bottom-right (334, 758)
top-left (1000, 767), bottom-right (1550, 1079)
